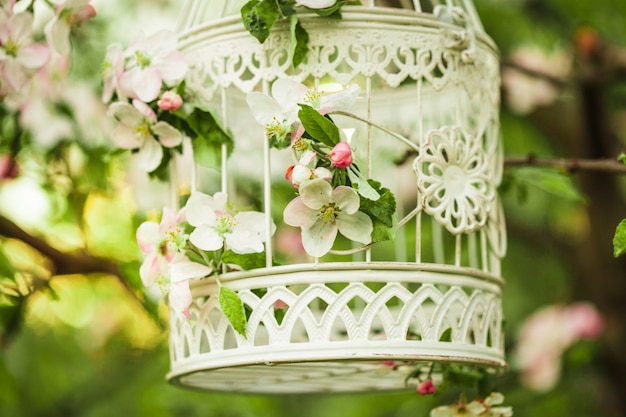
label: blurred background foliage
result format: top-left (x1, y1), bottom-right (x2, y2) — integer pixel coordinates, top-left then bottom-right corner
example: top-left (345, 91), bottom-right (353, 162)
top-left (1, 0), bottom-right (626, 416)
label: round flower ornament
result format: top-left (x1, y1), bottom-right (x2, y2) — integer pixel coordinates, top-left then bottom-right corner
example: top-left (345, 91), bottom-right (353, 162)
top-left (413, 126), bottom-right (495, 234)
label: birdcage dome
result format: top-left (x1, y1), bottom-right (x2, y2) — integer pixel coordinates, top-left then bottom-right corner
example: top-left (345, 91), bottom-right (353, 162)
top-left (167, 0), bottom-right (506, 394)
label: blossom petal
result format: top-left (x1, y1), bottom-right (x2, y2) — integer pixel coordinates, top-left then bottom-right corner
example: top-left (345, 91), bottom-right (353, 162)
top-left (17, 43), bottom-right (50, 69)
top-left (299, 179), bottom-right (332, 209)
top-left (136, 221), bottom-right (159, 253)
top-left (301, 220), bottom-right (338, 257)
top-left (283, 197), bottom-right (318, 227)
top-left (44, 18), bottom-right (71, 56)
top-left (133, 67), bottom-right (162, 102)
top-left (336, 211), bottom-right (372, 244)
top-left (246, 91), bottom-right (282, 125)
top-left (136, 137), bottom-right (163, 172)
top-left (185, 192), bottom-right (218, 227)
top-left (169, 280), bottom-right (192, 316)
top-left (152, 121), bottom-right (183, 147)
top-left (111, 124), bottom-right (143, 149)
top-left (158, 207), bottom-right (177, 233)
top-left (154, 50), bottom-right (188, 83)
top-left (132, 98), bottom-right (157, 121)
top-left (225, 230), bottom-right (264, 254)
top-left (139, 254), bottom-right (160, 286)
top-left (320, 84), bottom-right (360, 111)
top-left (235, 211), bottom-right (273, 240)
top-left (332, 185), bottom-right (360, 214)
top-left (272, 78), bottom-right (308, 114)
top-left (170, 260), bottom-right (213, 282)
top-left (296, 0), bottom-right (338, 9)
top-left (108, 102), bottom-right (144, 126)
top-left (10, 12), bottom-right (34, 44)
top-left (189, 224), bottom-right (224, 251)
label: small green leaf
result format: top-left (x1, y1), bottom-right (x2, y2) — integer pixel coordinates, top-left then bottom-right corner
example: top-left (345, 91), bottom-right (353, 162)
top-left (219, 286), bottom-right (248, 338)
top-left (613, 219), bottom-right (626, 258)
top-left (439, 328), bottom-right (452, 342)
top-left (358, 180), bottom-right (397, 243)
top-left (510, 167), bottom-right (586, 202)
top-left (619, 153), bottom-right (626, 166)
top-left (222, 250), bottom-right (267, 271)
top-left (290, 15), bottom-right (309, 68)
top-left (181, 107), bottom-right (234, 169)
top-left (241, 0), bottom-right (281, 44)
top-left (298, 105), bottom-right (340, 147)
top-left (347, 166), bottom-right (380, 200)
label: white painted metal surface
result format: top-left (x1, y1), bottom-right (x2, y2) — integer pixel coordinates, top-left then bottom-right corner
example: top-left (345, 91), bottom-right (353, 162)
top-left (169, 1), bottom-right (505, 393)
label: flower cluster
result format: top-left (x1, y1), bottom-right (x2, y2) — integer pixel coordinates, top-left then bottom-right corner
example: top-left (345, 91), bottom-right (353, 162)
top-left (247, 78), bottom-right (397, 258)
top-left (430, 393), bottom-right (512, 417)
top-left (136, 192), bottom-right (274, 319)
top-left (103, 29), bottom-right (232, 175)
top-left (513, 302), bottom-right (604, 391)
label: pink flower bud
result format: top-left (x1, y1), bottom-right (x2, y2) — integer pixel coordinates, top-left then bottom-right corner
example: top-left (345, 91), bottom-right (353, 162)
top-left (274, 300), bottom-right (289, 309)
top-left (0, 154), bottom-right (18, 180)
top-left (568, 302), bottom-right (604, 339)
top-left (417, 379), bottom-right (437, 395)
top-left (158, 91), bottom-right (183, 111)
top-left (330, 142), bottom-right (352, 168)
top-left (72, 4), bottom-right (97, 24)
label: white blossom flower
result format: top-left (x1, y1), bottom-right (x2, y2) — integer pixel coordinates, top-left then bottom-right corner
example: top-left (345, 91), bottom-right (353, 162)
top-left (108, 99), bottom-right (183, 172)
top-left (0, 11), bottom-right (50, 91)
top-left (283, 179), bottom-right (372, 257)
top-left (136, 207), bottom-right (212, 318)
top-left (285, 149), bottom-right (332, 187)
top-left (119, 29), bottom-right (188, 102)
top-left (246, 78), bottom-right (360, 147)
top-left (430, 393), bottom-right (512, 417)
top-left (44, 0), bottom-right (96, 56)
top-left (185, 191), bottom-right (274, 255)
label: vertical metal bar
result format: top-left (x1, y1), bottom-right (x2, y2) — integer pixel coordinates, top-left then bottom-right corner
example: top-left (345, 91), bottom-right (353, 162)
top-left (262, 80), bottom-right (274, 268)
top-left (455, 234), bottom-right (462, 266)
top-left (432, 218), bottom-right (444, 264)
top-left (480, 229), bottom-right (488, 272)
top-left (468, 231), bottom-right (478, 268)
top-left (365, 77), bottom-right (373, 263)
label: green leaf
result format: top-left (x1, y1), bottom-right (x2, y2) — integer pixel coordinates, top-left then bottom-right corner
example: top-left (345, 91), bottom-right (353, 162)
top-left (439, 328), bottom-right (452, 342)
top-left (241, 0), bottom-right (281, 44)
top-left (298, 105), bottom-right (340, 147)
top-left (222, 250), bottom-right (267, 271)
top-left (510, 167), bottom-right (586, 202)
top-left (290, 15), bottom-right (309, 68)
top-left (0, 247), bottom-right (16, 279)
top-left (613, 219), bottom-right (626, 257)
top-left (619, 153), bottom-right (626, 166)
top-left (347, 166), bottom-right (380, 200)
top-left (182, 107), bottom-right (234, 169)
top-left (358, 180), bottom-right (397, 243)
top-left (219, 286), bottom-right (248, 338)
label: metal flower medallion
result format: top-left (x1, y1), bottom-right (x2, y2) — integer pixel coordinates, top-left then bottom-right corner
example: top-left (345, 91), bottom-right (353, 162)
top-left (414, 126), bottom-right (496, 234)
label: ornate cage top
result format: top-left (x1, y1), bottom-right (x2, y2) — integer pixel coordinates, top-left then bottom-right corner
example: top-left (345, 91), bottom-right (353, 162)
top-left (167, 0), bottom-right (506, 394)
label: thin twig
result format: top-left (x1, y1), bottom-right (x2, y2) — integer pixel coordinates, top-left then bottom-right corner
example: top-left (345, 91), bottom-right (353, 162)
top-left (504, 155), bottom-right (626, 174)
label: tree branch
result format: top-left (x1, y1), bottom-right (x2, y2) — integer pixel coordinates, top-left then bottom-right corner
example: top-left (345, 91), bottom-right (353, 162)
top-left (504, 155), bottom-right (626, 174)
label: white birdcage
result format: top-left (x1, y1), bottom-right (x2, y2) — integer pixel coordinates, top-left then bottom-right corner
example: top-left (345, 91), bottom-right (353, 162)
top-left (168, 0), bottom-right (506, 393)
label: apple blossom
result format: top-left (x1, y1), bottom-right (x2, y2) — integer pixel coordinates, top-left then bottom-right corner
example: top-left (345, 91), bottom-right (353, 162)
top-left (45, 0), bottom-right (96, 55)
top-left (158, 90), bottom-right (183, 111)
top-left (285, 149), bottom-right (332, 187)
top-left (430, 393), bottom-right (512, 417)
top-left (185, 191), bottom-right (275, 255)
top-left (417, 379), bottom-right (436, 395)
top-left (283, 179), bottom-right (372, 257)
top-left (136, 206), bottom-right (187, 287)
top-left (101, 43), bottom-right (124, 103)
top-left (169, 253), bottom-right (213, 319)
top-left (119, 29), bottom-right (188, 102)
top-left (108, 99), bottom-right (183, 172)
top-left (0, 12), bottom-right (50, 91)
top-left (330, 141), bottom-right (353, 168)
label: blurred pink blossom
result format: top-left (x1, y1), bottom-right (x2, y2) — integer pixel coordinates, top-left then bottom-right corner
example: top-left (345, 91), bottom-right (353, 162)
top-left (417, 379), bottom-right (437, 395)
top-left (157, 90), bottom-right (183, 111)
top-left (330, 142), bottom-right (353, 168)
top-left (0, 154), bottom-right (18, 180)
top-left (514, 302), bottom-right (604, 391)
top-left (119, 29), bottom-right (188, 103)
top-left (502, 46), bottom-right (571, 115)
top-left (0, 11), bottom-right (50, 92)
top-left (45, 0), bottom-right (96, 55)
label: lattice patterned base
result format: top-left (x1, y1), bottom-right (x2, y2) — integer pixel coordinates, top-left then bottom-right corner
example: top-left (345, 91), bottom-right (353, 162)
top-left (168, 263), bottom-right (505, 393)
